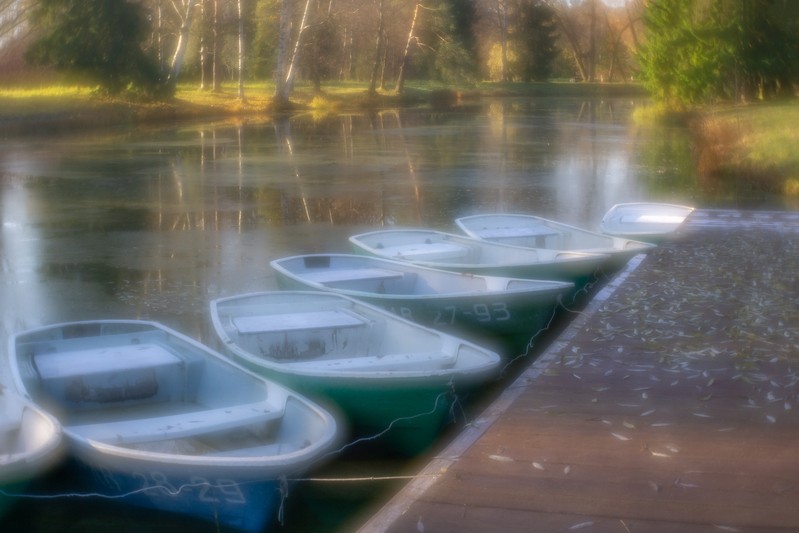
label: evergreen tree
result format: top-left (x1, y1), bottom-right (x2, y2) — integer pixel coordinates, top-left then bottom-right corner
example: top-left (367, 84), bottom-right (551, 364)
top-left (26, 0), bottom-right (167, 97)
top-left (517, 0), bottom-right (558, 82)
top-left (638, 0), bottom-right (799, 106)
top-left (431, 0), bottom-right (479, 84)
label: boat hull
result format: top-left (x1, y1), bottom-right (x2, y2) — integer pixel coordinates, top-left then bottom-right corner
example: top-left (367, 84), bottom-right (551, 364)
top-left (67, 451), bottom-right (281, 532)
top-left (228, 361), bottom-right (459, 456)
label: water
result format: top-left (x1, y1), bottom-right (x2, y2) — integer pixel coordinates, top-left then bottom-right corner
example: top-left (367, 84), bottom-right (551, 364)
top-left (0, 97), bottom-right (780, 531)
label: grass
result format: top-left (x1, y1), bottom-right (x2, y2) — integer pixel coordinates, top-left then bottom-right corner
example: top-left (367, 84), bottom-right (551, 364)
top-left (693, 101), bottom-right (799, 197)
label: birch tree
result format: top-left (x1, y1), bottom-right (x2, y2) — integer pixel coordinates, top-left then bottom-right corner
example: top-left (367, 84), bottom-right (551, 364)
top-left (395, 2), bottom-right (420, 93)
top-left (273, 0), bottom-right (294, 106)
top-left (367, 0), bottom-right (385, 95)
top-left (166, 0), bottom-right (197, 86)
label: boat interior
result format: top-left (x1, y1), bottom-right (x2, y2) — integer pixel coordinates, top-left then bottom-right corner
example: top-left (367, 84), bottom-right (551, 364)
top-left (14, 328), bottom-right (291, 451)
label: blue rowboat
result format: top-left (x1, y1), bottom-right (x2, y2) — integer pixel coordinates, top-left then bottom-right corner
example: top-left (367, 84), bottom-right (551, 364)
top-left (8, 320), bottom-right (338, 532)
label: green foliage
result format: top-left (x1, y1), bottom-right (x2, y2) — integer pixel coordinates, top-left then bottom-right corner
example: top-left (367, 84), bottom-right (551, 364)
top-left (429, 0), bottom-right (479, 84)
top-left (638, 0), bottom-right (799, 106)
top-left (26, 0), bottom-right (169, 98)
top-left (516, 1), bottom-right (559, 82)
top-left (483, 0), bottom-right (558, 82)
top-left (487, 43), bottom-right (518, 82)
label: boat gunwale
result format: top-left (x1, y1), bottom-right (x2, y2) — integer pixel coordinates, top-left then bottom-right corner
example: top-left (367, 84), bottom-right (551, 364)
top-left (270, 253), bottom-right (575, 301)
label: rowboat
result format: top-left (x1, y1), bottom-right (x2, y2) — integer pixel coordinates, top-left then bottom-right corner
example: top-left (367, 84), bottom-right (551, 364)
top-left (455, 213), bottom-right (655, 272)
top-left (270, 253), bottom-right (573, 351)
top-left (209, 291), bottom-right (502, 456)
top-left (0, 386), bottom-right (64, 519)
top-left (348, 229), bottom-right (610, 292)
top-left (600, 202), bottom-right (695, 242)
top-left (8, 320), bottom-right (338, 532)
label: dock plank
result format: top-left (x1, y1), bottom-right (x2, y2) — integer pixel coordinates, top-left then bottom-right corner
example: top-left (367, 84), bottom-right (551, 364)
top-left (358, 210), bottom-right (799, 533)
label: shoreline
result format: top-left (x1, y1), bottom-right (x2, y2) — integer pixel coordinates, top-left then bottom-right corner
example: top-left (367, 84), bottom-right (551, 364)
top-left (1, 82), bottom-right (797, 204)
top-left (0, 81), bottom-right (647, 135)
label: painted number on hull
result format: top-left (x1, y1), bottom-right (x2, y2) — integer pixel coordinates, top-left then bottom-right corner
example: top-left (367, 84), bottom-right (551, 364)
top-left (434, 303), bottom-right (511, 326)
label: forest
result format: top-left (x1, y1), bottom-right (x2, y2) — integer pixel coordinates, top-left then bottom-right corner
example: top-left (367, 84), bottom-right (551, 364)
top-left (0, 0), bottom-right (798, 108)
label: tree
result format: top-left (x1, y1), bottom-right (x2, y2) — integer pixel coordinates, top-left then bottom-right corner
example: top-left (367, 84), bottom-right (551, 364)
top-left (517, 0), bottom-right (558, 81)
top-left (395, 2), bottom-right (420, 93)
top-left (165, 0), bottom-right (197, 87)
top-left (26, 0), bottom-right (167, 97)
top-left (368, 0), bottom-right (386, 95)
top-left (424, 0), bottom-right (479, 84)
top-left (637, 0), bottom-right (799, 106)
top-left (733, 0), bottom-right (799, 100)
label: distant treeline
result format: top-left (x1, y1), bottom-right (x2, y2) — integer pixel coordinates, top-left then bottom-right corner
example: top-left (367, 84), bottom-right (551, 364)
top-left (1, 1), bottom-right (797, 106)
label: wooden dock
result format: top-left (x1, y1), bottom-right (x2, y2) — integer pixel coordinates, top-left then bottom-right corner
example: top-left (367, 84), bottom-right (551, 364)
top-left (357, 209), bottom-right (799, 533)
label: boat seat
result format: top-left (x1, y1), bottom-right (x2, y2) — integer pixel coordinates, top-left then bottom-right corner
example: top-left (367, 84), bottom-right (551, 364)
top-left (380, 242), bottom-right (469, 261)
top-left (233, 309), bottom-right (367, 334)
top-left (69, 401), bottom-right (283, 444)
top-left (285, 351), bottom-right (455, 372)
top-left (301, 267), bottom-right (403, 285)
top-left (34, 344), bottom-right (184, 406)
top-left (35, 344), bottom-right (180, 380)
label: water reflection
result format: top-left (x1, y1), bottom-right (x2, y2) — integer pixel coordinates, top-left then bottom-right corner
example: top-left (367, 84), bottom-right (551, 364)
top-left (0, 97), bottom-right (755, 531)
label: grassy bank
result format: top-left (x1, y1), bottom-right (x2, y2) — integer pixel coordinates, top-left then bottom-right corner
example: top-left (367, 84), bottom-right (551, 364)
top-left (0, 80), bottom-right (645, 133)
top-left (691, 102), bottom-right (799, 198)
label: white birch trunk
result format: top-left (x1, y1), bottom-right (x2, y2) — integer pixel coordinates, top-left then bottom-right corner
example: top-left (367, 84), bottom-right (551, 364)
top-left (274, 0), bottom-right (294, 105)
top-left (283, 0), bottom-right (313, 93)
top-left (237, 0), bottom-right (244, 99)
top-left (167, 0), bottom-right (196, 85)
top-left (395, 3), bottom-right (420, 94)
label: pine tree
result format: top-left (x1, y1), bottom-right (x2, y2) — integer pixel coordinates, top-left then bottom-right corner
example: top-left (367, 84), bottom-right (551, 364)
top-left (26, 0), bottom-right (166, 97)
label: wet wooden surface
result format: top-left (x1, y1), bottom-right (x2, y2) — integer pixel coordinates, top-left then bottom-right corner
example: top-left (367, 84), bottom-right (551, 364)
top-left (357, 209), bottom-right (799, 533)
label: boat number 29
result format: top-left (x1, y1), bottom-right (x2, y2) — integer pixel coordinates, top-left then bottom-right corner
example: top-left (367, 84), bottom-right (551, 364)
top-left (428, 303), bottom-right (511, 325)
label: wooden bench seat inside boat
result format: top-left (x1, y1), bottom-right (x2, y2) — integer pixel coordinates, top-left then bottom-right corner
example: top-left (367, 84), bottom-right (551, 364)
top-left (300, 267), bottom-right (404, 285)
top-left (34, 344), bottom-right (186, 407)
top-left (380, 242), bottom-right (469, 261)
top-left (69, 401), bottom-right (282, 444)
top-left (233, 309), bottom-right (367, 334)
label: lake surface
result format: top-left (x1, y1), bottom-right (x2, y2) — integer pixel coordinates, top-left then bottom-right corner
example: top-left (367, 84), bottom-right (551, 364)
top-left (0, 97), bottom-right (789, 531)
